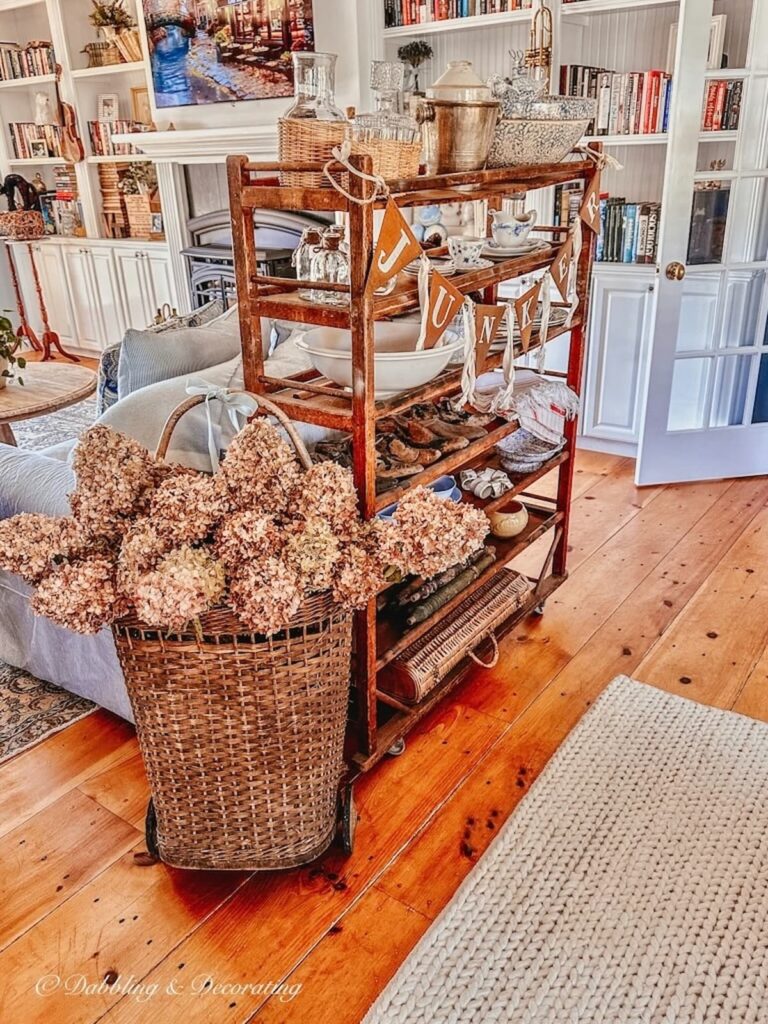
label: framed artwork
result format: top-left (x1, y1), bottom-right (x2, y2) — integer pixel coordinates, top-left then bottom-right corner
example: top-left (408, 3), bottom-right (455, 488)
top-left (140, 0), bottom-right (315, 109)
top-left (130, 86), bottom-right (153, 126)
top-left (667, 15), bottom-right (727, 74)
top-left (98, 94), bottom-right (119, 122)
top-left (29, 139), bottom-right (48, 158)
top-left (150, 212), bottom-right (163, 234)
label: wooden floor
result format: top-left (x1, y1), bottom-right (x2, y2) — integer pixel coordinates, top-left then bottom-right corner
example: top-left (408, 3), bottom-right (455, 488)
top-left (2, 451), bottom-right (767, 1023)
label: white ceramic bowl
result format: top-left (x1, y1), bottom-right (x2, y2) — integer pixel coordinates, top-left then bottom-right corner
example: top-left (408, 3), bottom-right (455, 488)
top-left (296, 323), bottom-right (463, 399)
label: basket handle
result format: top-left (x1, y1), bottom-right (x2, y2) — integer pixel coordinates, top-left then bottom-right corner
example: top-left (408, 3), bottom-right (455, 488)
top-left (468, 631), bottom-right (499, 669)
top-left (155, 389), bottom-right (314, 470)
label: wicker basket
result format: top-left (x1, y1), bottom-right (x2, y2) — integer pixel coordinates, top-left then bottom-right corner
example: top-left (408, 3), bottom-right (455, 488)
top-left (278, 118), bottom-right (347, 188)
top-left (349, 136), bottom-right (422, 181)
top-left (111, 391), bottom-right (353, 871)
top-left (83, 41), bottom-right (122, 67)
top-left (379, 570), bottom-right (533, 705)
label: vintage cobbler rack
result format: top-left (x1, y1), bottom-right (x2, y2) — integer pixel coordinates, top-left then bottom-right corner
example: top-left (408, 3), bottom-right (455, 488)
top-left (227, 151), bottom-right (599, 843)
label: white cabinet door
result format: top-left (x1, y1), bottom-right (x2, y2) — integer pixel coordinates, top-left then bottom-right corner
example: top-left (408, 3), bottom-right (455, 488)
top-left (62, 247), bottom-right (103, 352)
top-left (581, 270), bottom-right (655, 448)
top-left (88, 245), bottom-right (125, 347)
top-left (144, 250), bottom-right (175, 314)
top-left (114, 250), bottom-right (154, 330)
top-left (33, 244), bottom-right (76, 343)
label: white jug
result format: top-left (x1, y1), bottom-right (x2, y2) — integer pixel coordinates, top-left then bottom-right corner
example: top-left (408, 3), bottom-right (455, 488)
top-left (490, 209), bottom-right (538, 249)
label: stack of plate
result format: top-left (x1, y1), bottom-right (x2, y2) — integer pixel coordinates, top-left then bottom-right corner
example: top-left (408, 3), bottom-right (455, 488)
top-left (403, 257), bottom-right (456, 278)
top-left (482, 238), bottom-right (550, 261)
top-left (496, 429), bottom-right (565, 474)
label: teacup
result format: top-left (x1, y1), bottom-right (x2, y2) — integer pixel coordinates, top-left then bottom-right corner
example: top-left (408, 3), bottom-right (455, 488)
top-left (490, 209), bottom-right (538, 250)
top-left (448, 235), bottom-right (485, 270)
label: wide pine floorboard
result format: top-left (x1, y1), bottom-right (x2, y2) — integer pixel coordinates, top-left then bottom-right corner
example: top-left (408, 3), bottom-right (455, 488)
top-left (2, 451), bottom-right (767, 1023)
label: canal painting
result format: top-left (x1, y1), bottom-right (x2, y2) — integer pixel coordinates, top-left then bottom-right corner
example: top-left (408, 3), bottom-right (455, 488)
top-left (141, 1), bottom-right (315, 108)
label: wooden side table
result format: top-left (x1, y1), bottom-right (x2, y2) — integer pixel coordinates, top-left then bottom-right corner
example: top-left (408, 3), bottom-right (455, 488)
top-left (0, 362), bottom-right (96, 446)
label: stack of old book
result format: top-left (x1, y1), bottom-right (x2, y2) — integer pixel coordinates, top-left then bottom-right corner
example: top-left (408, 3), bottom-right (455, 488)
top-left (701, 79), bottom-right (742, 132)
top-left (560, 64), bottom-right (672, 136)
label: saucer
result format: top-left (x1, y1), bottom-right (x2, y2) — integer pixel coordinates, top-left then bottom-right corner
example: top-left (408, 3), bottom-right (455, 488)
top-left (403, 257), bottom-right (456, 277)
top-left (452, 257), bottom-right (494, 274)
top-left (482, 238), bottom-right (549, 259)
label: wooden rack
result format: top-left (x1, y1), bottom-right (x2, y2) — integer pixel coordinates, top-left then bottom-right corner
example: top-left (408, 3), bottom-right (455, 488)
top-left (227, 152), bottom-right (599, 777)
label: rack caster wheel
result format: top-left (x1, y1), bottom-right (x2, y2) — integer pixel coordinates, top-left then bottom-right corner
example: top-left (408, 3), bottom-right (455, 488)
top-left (144, 798), bottom-right (159, 859)
top-left (387, 738), bottom-right (406, 757)
top-left (533, 602), bottom-right (546, 617)
top-left (338, 782), bottom-right (357, 856)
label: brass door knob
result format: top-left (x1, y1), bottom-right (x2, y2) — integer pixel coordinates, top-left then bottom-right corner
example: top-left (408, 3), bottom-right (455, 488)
top-left (665, 261), bottom-right (686, 281)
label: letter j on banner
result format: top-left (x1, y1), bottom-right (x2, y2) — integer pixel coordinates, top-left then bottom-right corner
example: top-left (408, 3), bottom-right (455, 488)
top-left (423, 270), bottom-right (464, 349)
top-left (367, 197), bottom-right (422, 295)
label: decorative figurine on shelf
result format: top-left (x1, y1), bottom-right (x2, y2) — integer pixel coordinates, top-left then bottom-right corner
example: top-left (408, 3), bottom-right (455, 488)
top-left (397, 40), bottom-right (433, 96)
top-left (31, 173), bottom-right (47, 196)
top-left (0, 174), bottom-right (41, 212)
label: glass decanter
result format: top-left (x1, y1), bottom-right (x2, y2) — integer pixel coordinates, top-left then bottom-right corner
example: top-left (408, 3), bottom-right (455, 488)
top-left (350, 59), bottom-right (420, 145)
top-left (283, 52), bottom-right (346, 121)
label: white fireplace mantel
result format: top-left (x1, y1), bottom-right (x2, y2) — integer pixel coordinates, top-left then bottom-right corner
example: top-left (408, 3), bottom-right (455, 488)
top-left (111, 125), bottom-right (280, 165)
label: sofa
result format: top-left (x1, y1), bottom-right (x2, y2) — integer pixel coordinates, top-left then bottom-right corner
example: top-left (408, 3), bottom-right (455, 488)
top-left (0, 307), bottom-right (333, 721)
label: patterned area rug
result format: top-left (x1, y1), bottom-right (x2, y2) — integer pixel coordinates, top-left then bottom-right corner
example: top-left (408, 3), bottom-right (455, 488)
top-left (0, 663), bottom-right (94, 763)
top-left (11, 395), bottom-right (97, 451)
top-left (366, 677), bottom-right (768, 1024)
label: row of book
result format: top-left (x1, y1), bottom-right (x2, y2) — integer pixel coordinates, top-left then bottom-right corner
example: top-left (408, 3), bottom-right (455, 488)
top-left (8, 122), bottom-right (65, 159)
top-left (38, 165), bottom-right (83, 237)
top-left (701, 79), bottom-right (742, 132)
top-left (383, 0), bottom-right (532, 26)
top-left (0, 41), bottom-right (55, 81)
top-left (87, 120), bottom-right (142, 157)
top-left (553, 183), bottom-right (660, 264)
top-left (559, 65), bottom-right (672, 136)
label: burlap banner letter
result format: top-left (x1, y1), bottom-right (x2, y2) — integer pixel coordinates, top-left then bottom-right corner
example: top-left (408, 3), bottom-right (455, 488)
top-left (550, 235), bottom-right (573, 303)
top-left (579, 174), bottom-right (602, 234)
top-left (423, 270), bottom-right (464, 349)
top-left (367, 197), bottom-right (422, 294)
top-left (474, 304), bottom-right (506, 375)
top-left (514, 280), bottom-right (541, 352)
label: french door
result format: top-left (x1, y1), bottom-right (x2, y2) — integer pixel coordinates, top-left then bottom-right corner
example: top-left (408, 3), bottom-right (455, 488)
top-left (636, 0), bottom-right (768, 484)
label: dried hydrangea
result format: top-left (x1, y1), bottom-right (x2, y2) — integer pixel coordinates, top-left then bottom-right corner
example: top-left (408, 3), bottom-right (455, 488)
top-left (70, 426), bottom-right (157, 537)
top-left (0, 514), bottom-right (90, 584)
top-left (116, 518), bottom-right (172, 595)
top-left (218, 420), bottom-right (303, 514)
top-left (332, 544), bottom-right (384, 609)
top-left (148, 473), bottom-right (229, 545)
top-left (214, 512), bottom-right (284, 570)
top-left (32, 557), bottom-right (120, 634)
top-left (293, 462), bottom-right (360, 539)
top-left (282, 517), bottom-right (340, 593)
top-left (389, 487), bottom-right (489, 579)
top-left (133, 545), bottom-right (226, 632)
top-left (229, 557), bottom-right (302, 635)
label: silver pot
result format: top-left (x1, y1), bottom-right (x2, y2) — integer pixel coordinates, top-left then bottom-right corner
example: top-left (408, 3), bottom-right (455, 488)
top-left (416, 98), bottom-right (500, 174)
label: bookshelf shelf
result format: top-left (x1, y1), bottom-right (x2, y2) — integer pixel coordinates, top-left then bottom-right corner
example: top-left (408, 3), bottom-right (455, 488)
top-left (71, 62), bottom-right (145, 81)
top-left (85, 153), bottom-right (153, 164)
top-left (704, 68), bottom-right (749, 80)
top-left (561, 0), bottom-right (678, 14)
top-left (382, 9), bottom-right (532, 37)
top-left (8, 156), bottom-right (62, 165)
top-left (0, 72), bottom-right (55, 89)
top-left (584, 133), bottom-right (668, 145)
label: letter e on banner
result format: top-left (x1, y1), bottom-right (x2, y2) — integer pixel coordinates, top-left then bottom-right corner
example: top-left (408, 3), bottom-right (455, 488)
top-left (424, 270), bottom-right (464, 349)
top-left (513, 280), bottom-right (541, 352)
top-left (550, 235), bottom-right (573, 302)
top-left (579, 175), bottom-right (601, 234)
top-left (474, 304), bottom-right (505, 374)
top-left (367, 197), bottom-right (422, 294)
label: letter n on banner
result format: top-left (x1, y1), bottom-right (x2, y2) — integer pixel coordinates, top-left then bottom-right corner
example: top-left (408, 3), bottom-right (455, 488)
top-left (367, 197), bottom-right (422, 295)
top-left (424, 270), bottom-right (464, 349)
top-left (550, 235), bottom-right (573, 302)
top-left (474, 304), bottom-right (506, 374)
top-left (579, 174), bottom-right (601, 234)
top-left (514, 280), bottom-right (541, 352)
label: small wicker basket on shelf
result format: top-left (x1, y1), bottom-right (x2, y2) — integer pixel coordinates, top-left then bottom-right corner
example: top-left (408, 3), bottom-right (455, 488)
top-left (83, 41), bottom-right (122, 67)
top-left (278, 118), bottom-right (347, 188)
top-left (111, 392), bottom-right (353, 871)
top-left (349, 135), bottom-right (422, 181)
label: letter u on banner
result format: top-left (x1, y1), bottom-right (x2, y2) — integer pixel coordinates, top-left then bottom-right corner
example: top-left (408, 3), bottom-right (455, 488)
top-left (474, 304), bottom-right (506, 374)
top-left (514, 279), bottom-right (541, 352)
top-left (424, 270), bottom-right (464, 349)
top-left (367, 197), bottom-right (422, 295)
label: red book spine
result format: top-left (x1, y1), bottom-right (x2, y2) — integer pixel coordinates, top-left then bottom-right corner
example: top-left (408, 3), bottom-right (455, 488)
top-left (712, 80), bottom-right (727, 131)
top-left (702, 81), bottom-right (717, 130)
top-left (648, 71), bottom-right (661, 135)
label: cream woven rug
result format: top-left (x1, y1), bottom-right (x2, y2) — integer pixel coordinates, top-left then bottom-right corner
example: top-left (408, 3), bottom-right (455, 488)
top-left (366, 676), bottom-right (768, 1024)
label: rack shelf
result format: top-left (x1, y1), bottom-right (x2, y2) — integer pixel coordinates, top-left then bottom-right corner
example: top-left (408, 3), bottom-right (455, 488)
top-left (0, 72), bottom-right (55, 89)
top-left (382, 8), bottom-right (532, 38)
top-left (71, 62), bottom-right (145, 80)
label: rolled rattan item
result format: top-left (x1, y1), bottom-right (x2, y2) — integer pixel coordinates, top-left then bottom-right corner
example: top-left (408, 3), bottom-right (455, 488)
top-left (112, 390), bottom-right (352, 871)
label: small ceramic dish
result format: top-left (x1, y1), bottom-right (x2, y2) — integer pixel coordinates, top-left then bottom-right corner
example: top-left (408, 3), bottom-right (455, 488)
top-left (487, 500), bottom-right (529, 539)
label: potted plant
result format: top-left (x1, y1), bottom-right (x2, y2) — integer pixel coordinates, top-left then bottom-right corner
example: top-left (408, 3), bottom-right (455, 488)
top-left (89, 0), bottom-right (142, 63)
top-left (397, 40), bottom-right (434, 95)
top-left (0, 314), bottom-right (25, 389)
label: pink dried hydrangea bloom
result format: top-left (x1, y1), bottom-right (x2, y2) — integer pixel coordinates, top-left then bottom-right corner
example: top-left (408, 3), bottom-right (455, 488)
top-left (148, 473), bottom-right (230, 545)
top-left (229, 557), bottom-right (302, 635)
top-left (332, 544), bottom-right (384, 609)
top-left (133, 545), bottom-right (226, 632)
top-left (218, 420), bottom-right (303, 514)
top-left (31, 557), bottom-right (120, 634)
top-left (214, 511), bottom-right (284, 570)
top-left (293, 462), bottom-right (360, 538)
top-left (0, 514), bottom-right (89, 584)
top-left (389, 487), bottom-right (489, 579)
top-left (70, 426), bottom-right (158, 537)
top-left (282, 517), bottom-right (340, 593)
top-left (117, 518), bottom-right (172, 595)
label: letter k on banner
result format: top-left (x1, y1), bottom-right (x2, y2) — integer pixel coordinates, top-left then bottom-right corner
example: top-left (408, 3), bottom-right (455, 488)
top-left (367, 197), bottom-right (422, 295)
